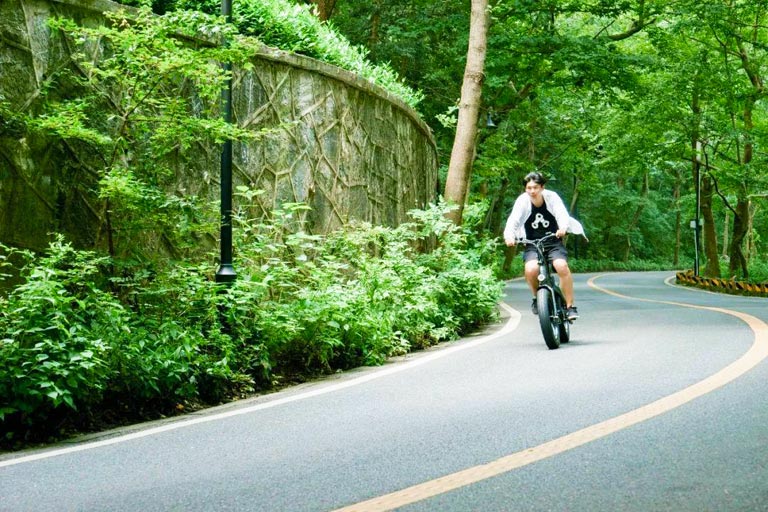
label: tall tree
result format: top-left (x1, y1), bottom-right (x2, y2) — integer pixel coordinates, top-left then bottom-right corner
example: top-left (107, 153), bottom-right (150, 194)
top-left (693, 0), bottom-right (768, 278)
top-left (444, 0), bottom-right (490, 225)
top-left (729, 39), bottom-right (763, 279)
top-left (691, 62), bottom-right (721, 278)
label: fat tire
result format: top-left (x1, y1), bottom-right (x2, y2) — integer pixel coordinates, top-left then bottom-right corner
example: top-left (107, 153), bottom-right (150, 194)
top-left (536, 287), bottom-right (560, 350)
top-left (556, 293), bottom-right (571, 343)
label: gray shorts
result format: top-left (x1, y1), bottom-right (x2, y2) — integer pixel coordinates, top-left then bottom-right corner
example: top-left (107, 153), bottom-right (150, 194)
top-left (522, 239), bottom-right (568, 263)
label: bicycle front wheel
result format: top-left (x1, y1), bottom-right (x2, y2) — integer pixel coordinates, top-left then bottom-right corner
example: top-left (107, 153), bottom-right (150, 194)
top-left (537, 287), bottom-right (560, 350)
top-left (556, 292), bottom-right (570, 344)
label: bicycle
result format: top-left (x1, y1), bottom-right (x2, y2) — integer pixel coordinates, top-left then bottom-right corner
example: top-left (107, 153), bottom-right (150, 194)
top-left (516, 232), bottom-right (571, 350)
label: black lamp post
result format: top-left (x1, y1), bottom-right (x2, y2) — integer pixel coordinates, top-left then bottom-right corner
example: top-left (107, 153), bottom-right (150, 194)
top-left (216, 0), bottom-right (236, 285)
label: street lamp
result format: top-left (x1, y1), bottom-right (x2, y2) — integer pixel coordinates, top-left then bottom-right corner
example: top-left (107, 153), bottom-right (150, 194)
top-left (215, 0), bottom-right (236, 285)
top-left (486, 110), bottom-right (496, 128)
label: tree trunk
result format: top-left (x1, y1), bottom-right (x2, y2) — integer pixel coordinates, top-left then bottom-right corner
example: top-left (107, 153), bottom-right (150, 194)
top-left (444, 0), bottom-right (489, 225)
top-left (673, 167), bottom-right (681, 267)
top-left (727, 33), bottom-right (763, 279)
top-left (307, 0), bottom-right (337, 21)
top-left (729, 90), bottom-right (757, 279)
top-left (747, 203), bottom-right (758, 259)
top-left (701, 175), bottom-right (720, 277)
top-left (569, 173), bottom-right (580, 212)
top-left (729, 191), bottom-right (750, 279)
top-left (369, 1), bottom-right (382, 48)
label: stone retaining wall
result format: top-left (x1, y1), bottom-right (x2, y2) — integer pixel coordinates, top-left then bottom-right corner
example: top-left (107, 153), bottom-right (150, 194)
top-left (0, 0), bottom-right (438, 252)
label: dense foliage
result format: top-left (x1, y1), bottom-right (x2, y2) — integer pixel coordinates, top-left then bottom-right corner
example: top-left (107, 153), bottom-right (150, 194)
top-left (0, 201), bottom-right (501, 447)
top-left (324, 0), bottom-right (768, 280)
top-left (119, 0), bottom-right (423, 108)
top-left (29, 7), bottom-right (258, 262)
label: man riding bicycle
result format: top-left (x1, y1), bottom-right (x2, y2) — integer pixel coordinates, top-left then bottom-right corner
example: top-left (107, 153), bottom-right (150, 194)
top-left (503, 172), bottom-right (586, 321)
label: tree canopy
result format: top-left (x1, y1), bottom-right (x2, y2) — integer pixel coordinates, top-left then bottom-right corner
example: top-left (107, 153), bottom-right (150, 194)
top-left (321, 0), bottom-right (768, 278)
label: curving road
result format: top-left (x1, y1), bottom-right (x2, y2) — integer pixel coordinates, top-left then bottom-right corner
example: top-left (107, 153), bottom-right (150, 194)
top-left (2, 271), bottom-right (767, 511)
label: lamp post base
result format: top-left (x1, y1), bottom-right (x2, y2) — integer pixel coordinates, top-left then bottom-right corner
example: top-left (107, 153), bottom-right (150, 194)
top-left (215, 264), bottom-right (237, 284)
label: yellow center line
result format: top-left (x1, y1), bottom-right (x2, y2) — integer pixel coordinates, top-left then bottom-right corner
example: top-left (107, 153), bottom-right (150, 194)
top-left (332, 274), bottom-right (768, 512)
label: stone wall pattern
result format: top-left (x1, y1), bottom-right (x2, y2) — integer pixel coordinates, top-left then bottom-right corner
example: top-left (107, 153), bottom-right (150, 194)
top-left (0, 0), bottom-right (438, 252)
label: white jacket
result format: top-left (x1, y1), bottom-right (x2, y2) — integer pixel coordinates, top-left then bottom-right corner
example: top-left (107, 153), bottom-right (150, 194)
top-left (503, 189), bottom-right (586, 243)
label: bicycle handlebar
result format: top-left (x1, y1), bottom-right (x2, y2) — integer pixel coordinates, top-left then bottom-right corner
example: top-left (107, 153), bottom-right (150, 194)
top-left (514, 232), bottom-right (560, 246)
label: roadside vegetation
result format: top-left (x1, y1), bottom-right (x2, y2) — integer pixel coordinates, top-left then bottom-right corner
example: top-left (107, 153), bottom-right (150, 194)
top-left (0, 6), bottom-right (431, 449)
top-left (120, 0), bottom-right (424, 108)
top-left (0, 199), bottom-right (502, 449)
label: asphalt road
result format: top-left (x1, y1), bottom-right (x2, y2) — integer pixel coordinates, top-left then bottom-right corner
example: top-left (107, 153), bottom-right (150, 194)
top-left (2, 271), bottom-right (767, 511)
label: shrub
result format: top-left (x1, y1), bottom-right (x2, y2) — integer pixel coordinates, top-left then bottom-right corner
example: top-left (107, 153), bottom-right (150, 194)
top-left (222, 196), bottom-right (503, 377)
top-left (749, 259), bottom-right (768, 283)
top-left (0, 238), bottom-right (128, 431)
top-left (168, 0), bottom-right (424, 108)
top-left (113, 262), bottom-right (245, 405)
top-left (1, 200), bottom-right (504, 446)
top-left (568, 258), bottom-right (684, 273)
top-left (0, 241), bottom-right (243, 444)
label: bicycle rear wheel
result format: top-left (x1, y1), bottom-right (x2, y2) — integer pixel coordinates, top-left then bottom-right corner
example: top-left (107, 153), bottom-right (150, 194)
top-left (536, 287), bottom-right (560, 350)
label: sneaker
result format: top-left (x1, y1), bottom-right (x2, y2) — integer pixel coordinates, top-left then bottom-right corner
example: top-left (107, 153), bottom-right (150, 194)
top-left (566, 306), bottom-right (579, 321)
top-left (531, 298), bottom-right (538, 315)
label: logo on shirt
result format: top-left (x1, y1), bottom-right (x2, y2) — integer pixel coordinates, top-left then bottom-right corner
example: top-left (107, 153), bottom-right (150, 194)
top-left (531, 213), bottom-right (550, 229)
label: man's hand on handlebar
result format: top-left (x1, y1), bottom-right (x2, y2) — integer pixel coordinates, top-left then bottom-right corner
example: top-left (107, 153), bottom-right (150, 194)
top-left (509, 232), bottom-right (561, 247)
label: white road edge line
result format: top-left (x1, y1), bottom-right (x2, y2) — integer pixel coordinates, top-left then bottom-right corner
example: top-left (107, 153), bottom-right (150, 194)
top-left (0, 303), bottom-right (522, 468)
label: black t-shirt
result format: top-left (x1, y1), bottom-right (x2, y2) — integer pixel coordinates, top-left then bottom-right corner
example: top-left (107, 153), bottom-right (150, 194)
top-left (524, 202), bottom-right (558, 240)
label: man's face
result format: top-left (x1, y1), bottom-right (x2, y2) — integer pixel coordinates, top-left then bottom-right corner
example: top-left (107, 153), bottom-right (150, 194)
top-left (525, 181), bottom-right (543, 200)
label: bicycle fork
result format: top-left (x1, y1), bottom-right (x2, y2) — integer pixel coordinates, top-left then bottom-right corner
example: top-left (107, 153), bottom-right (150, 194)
top-left (537, 264), bottom-right (567, 325)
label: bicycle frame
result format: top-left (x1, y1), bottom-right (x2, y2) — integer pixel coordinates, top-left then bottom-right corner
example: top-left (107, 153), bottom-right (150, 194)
top-left (517, 233), bottom-right (570, 349)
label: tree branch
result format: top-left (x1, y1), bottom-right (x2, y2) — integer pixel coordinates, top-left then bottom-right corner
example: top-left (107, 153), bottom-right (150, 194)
top-left (604, 0), bottom-right (656, 41)
top-left (709, 172), bottom-right (737, 215)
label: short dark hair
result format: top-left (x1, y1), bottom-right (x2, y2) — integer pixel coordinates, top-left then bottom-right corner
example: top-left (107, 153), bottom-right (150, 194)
top-left (523, 172), bottom-right (547, 186)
